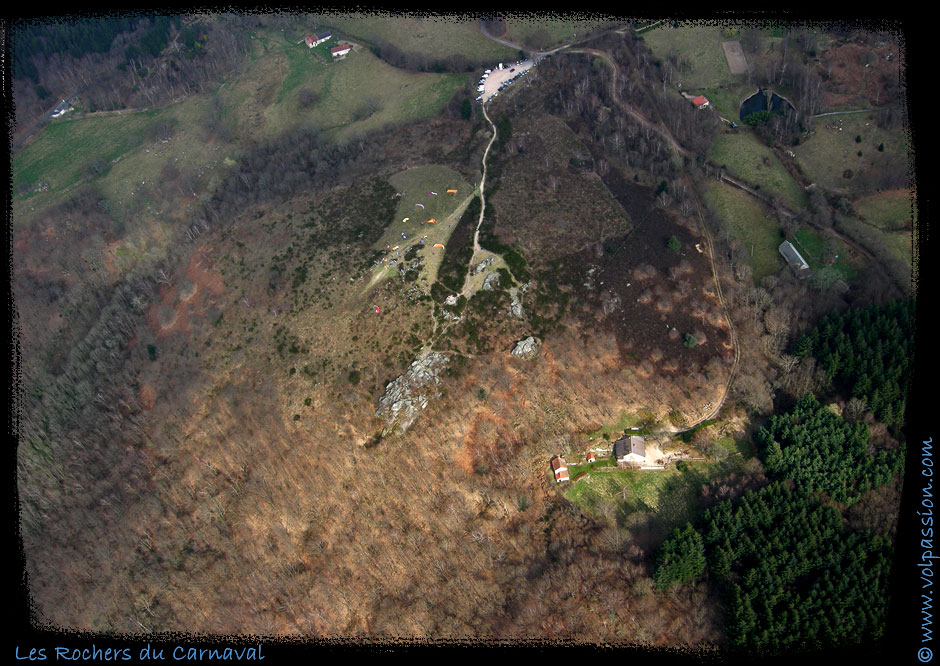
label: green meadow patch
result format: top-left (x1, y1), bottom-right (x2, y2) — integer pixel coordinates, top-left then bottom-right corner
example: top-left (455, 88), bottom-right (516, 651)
top-left (643, 23), bottom-right (744, 90)
top-left (791, 226), bottom-right (859, 282)
top-left (564, 457), bottom-right (747, 532)
top-left (709, 131), bottom-right (808, 210)
top-left (696, 83), bottom-right (756, 121)
top-left (585, 409), bottom-right (653, 440)
top-left (365, 166), bottom-right (473, 286)
top-left (793, 111), bottom-right (910, 194)
top-left (13, 110), bottom-right (161, 201)
top-left (501, 16), bottom-right (616, 50)
top-left (315, 13), bottom-right (515, 63)
top-left (702, 181), bottom-right (784, 282)
top-left (840, 215), bottom-right (913, 268)
top-left (279, 48), bottom-right (465, 141)
top-left (853, 189), bottom-right (916, 231)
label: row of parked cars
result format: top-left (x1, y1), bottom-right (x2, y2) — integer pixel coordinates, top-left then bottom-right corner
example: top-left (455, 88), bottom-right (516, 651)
top-left (475, 61), bottom-right (533, 103)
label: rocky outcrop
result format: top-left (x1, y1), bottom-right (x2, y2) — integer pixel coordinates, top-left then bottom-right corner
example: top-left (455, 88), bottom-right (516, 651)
top-left (473, 257), bottom-right (495, 274)
top-left (511, 336), bottom-right (541, 359)
top-left (602, 294), bottom-right (621, 315)
top-left (482, 272), bottom-right (501, 291)
top-left (583, 266), bottom-right (599, 290)
top-left (377, 350), bottom-right (450, 434)
top-left (509, 288), bottom-right (524, 318)
top-left (398, 256), bottom-right (424, 279)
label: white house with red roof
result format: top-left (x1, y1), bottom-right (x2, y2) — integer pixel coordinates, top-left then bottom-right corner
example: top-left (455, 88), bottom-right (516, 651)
top-left (552, 457), bottom-right (570, 483)
top-left (331, 43), bottom-right (352, 58)
top-left (305, 33), bottom-right (331, 48)
top-left (692, 95), bottom-right (710, 109)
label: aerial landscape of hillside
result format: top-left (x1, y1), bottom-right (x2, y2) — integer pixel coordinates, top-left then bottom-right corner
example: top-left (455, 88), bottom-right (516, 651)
top-left (9, 11), bottom-right (924, 657)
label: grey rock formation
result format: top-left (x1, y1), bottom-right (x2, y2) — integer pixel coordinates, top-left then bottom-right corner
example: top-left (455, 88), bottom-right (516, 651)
top-left (482, 272), bottom-right (501, 291)
top-left (377, 351), bottom-right (450, 434)
top-left (602, 294), bottom-right (622, 315)
top-left (511, 336), bottom-right (540, 359)
top-left (509, 288), bottom-right (524, 318)
top-left (474, 257), bottom-right (495, 274)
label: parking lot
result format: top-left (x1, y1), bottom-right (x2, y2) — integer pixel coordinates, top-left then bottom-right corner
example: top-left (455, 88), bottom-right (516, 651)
top-left (477, 59), bottom-right (535, 103)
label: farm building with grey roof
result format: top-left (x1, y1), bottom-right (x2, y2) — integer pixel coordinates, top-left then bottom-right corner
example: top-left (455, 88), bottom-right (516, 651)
top-left (779, 240), bottom-right (810, 272)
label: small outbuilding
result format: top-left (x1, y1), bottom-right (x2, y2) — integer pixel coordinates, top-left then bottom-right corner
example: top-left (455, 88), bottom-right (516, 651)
top-left (692, 95), bottom-right (710, 109)
top-left (586, 451), bottom-right (596, 463)
top-left (552, 456), bottom-right (570, 483)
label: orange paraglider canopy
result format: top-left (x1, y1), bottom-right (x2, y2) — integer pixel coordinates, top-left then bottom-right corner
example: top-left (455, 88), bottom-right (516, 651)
top-left (446, 189), bottom-right (458, 194)
top-left (433, 243), bottom-right (445, 249)
top-left (425, 218), bottom-right (436, 224)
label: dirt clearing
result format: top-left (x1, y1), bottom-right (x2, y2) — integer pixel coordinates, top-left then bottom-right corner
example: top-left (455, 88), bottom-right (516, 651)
top-left (721, 41), bottom-right (748, 74)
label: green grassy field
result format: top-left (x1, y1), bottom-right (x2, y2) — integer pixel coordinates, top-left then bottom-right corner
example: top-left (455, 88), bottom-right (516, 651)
top-left (501, 16), bottom-right (618, 50)
top-left (791, 226), bottom-right (860, 282)
top-left (363, 166), bottom-right (473, 287)
top-left (584, 409), bottom-right (655, 441)
top-left (564, 456), bottom-right (747, 532)
top-left (794, 111), bottom-right (910, 194)
top-left (709, 131), bottom-right (808, 210)
top-left (853, 189), bottom-right (916, 231)
top-left (313, 13), bottom-right (516, 63)
top-left (229, 40), bottom-right (468, 143)
top-left (13, 26), bottom-right (470, 231)
top-left (702, 180), bottom-right (785, 282)
top-left (642, 23), bottom-right (743, 90)
top-left (840, 215), bottom-right (913, 268)
top-left (12, 109), bottom-right (162, 202)
top-left (696, 83), bottom-right (757, 121)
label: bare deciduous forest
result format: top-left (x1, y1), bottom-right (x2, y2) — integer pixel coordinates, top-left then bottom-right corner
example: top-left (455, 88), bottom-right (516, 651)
top-left (11, 13), bottom-right (916, 653)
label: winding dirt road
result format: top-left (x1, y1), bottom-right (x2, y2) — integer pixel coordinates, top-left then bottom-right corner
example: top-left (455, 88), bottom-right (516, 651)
top-left (475, 24), bottom-right (741, 433)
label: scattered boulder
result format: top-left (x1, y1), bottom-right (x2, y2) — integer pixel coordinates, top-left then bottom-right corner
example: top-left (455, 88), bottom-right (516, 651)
top-left (444, 294), bottom-right (458, 306)
top-left (511, 336), bottom-right (541, 359)
top-left (602, 294), bottom-right (622, 315)
top-left (583, 266), bottom-right (599, 290)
